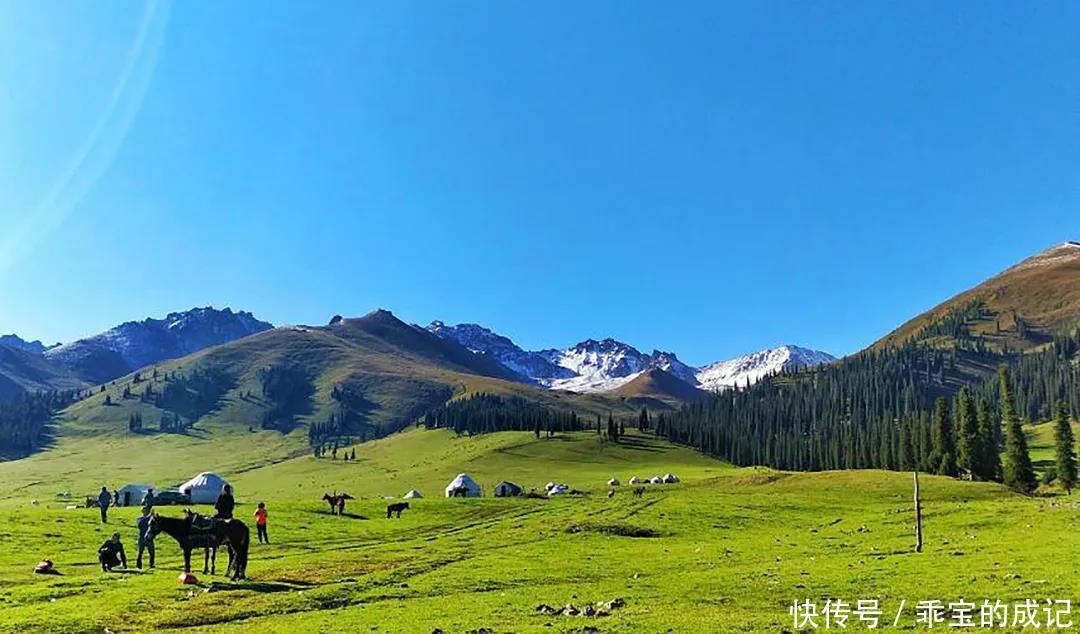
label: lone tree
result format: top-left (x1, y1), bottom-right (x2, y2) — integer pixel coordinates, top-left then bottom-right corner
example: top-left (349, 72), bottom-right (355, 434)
top-left (1000, 366), bottom-right (1036, 493)
top-left (1053, 400), bottom-right (1077, 494)
top-left (954, 387), bottom-right (978, 479)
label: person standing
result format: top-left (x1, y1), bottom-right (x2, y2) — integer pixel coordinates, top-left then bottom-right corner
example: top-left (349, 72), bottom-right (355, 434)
top-left (135, 507), bottom-right (155, 568)
top-left (97, 486), bottom-right (112, 523)
top-left (141, 487), bottom-right (155, 508)
top-left (254, 502), bottom-right (269, 543)
top-left (214, 484), bottom-right (234, 520)
top-left (113, 489), bottom-right (120, 507)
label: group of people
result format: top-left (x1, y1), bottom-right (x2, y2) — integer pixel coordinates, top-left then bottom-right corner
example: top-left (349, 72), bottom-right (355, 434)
top-left (94, 483), bottom-right (271, 573)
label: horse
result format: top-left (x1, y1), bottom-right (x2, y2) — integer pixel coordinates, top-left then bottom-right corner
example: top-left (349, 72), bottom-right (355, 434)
top-left (386, 502), bottom-right (409, 518)
top-left (322, 493), bottom-right (353, 515)
top-left (632, 486), bottom-right (645, 498)
top-left (146, 511), bottom-right (250, 581)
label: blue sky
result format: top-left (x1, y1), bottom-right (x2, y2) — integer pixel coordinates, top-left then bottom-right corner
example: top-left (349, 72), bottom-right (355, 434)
top-left (0, 2), bottom-right (1077, 365)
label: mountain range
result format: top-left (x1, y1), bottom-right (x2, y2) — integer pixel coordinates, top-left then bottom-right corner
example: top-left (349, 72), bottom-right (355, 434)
top-left (427, 320), bottom-right (835, 395)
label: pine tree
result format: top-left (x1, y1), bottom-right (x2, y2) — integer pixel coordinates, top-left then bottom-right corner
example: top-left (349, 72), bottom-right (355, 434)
top-left (1053, 400), bottom-right (1077, 494)
top-left (929, 397), bottom-right (957, 476)
top-left (974, 397), bottom-right (1001, 482)
top-left (954, 387), bottom-right (978, 478)
top-left (1000, 366), bottom-right (1036, 493)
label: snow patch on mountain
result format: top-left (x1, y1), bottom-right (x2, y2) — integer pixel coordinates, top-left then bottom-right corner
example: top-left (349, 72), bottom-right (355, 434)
top-left (45, 307), bottom-right (272, 382)
top-left (695, 345), bottom-right (836, 392)
top-left (428, 320), bottom-right (834, 395)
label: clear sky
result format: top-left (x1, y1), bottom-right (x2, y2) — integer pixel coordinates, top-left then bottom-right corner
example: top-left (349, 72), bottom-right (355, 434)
top-left (0, 2), bottom-right (1077, 365)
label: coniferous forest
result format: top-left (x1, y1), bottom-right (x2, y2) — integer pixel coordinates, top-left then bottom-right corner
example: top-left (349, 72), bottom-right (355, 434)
top-left (0, 390), bottom-right (80, 455)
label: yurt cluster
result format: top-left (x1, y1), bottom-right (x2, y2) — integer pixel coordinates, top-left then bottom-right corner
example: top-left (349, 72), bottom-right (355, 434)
top-left (394, 471), bottom-right (682, 500)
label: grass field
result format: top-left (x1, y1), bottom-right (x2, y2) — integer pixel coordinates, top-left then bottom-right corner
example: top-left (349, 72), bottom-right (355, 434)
top-left (2, 427), bottom-right (1079, 633)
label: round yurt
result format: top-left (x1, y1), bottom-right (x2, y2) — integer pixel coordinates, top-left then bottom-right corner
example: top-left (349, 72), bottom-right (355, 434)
top-left (444, 473), bottom-right (482, 498)
top-left (649, 476), bottom-right (664, 485)
top-left (547, 484), bottom-right (569, 497)
top-left (180, 472), bottom-right (232, 504)
top-left (628, 476), bottom-right (641, 485)
top-left (607, 478), bottom-right (620, 486)
top-left (403, 490), bottom-right (423, 499)
top-left (663, 473), bottom-right (680, 484)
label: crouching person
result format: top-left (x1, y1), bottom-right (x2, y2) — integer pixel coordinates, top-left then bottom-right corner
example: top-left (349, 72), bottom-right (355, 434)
top-left (98, 533), bottom-right (127, 572)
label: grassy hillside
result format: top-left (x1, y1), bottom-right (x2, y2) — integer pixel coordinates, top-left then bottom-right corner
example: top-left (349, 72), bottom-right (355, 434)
top-left (877, 241), bottom-right (1080, 353)
top-left (0, 345), bottom-right (87, 400)
top-left (17, 309), bottom-right (637, 459)
top-left (607, 368), bottom-right (707, 409)
top-left (0, 429), bottom-right (1077, 632)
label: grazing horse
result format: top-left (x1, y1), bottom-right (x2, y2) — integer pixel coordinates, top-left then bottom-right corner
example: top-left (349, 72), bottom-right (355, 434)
top-left (322, 493), bottom-right (353, 515)
top-left (386, 502), bottom-right (409, 518)
top-left (146, 512), bottom-right (250, 581)
top-left (632, 487), bottom-right (645, 498)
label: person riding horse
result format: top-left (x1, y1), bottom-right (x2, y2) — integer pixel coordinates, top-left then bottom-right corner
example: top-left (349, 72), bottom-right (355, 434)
top-left (214, 484), bottom-right (235, 520)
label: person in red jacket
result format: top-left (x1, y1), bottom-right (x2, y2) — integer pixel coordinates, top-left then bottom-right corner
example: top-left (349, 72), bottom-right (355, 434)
top-left (254, 502), bottom-right (269, 543)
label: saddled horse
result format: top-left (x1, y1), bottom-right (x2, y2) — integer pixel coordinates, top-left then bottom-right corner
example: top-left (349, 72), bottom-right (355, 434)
top-left (146, 511), bottom-right (250, 581)
top-left (322, 492), bottom-right (353, 515)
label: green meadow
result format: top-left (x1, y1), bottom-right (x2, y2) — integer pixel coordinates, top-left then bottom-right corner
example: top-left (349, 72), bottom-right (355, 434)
top-left (1, 427), bottom-right (1079, 633)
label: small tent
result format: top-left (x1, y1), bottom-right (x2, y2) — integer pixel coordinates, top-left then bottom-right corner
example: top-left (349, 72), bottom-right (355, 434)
top-left (628, 476), bottom-right (641, 485)
top-left (663, 473), bottom-right (680, 484)
top-left (547, 484), bottom-right (569, 497)
top-left (403, 490), bottom-right (423, 499)
top-left (649, 476), bottom-right (664, 484)
top-left (118, 483), bottom-right (155, 507)
top-left (493, 481), bottom-right (523, 497)
top-left (445, 473), bottom-right (482, 498)
top-left (180, 472), bottom-right (231, 504)
top-left (544, 481), bottom-right (557, 491)
top-left (607, 478), bottom-right (620, 486)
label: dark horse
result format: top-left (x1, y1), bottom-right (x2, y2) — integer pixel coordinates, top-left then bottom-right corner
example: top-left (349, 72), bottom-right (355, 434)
top-left (146, 511), bottom-right (250, 581)
top-left (386, 502), bottom-right (409, 518)
top-left (322, 492), bottom-right (353, 515)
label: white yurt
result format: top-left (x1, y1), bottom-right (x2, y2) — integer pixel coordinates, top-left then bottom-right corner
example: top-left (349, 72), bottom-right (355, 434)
top-left (403, 490), bottom-right (423, 499)
top-left (117, 483), bottom-right (156, 507)
top-left (444, 473), bottom-right (482, 498)
top-left (663, 473), bottom-right (680, 484)
top-left (628, 476), bottom-right (642, 485)
top-left (547, 484), bottom-right (569, 497)
top-left (180, 472), bottom-right (232, 504)
top-left (607, 478), bottom-right (620, 486)
top-left (649, 476), bottom-right (664, 484)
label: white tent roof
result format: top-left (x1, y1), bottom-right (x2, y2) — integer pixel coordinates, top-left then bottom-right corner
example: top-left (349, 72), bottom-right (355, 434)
top-left (180, 472), bottom-right (231, 503)
top-left (118, 483), bottom-right (155, 493)
top-left (628, 476), bottom-right (641, 484)
top-left (403, 490), bottom-right (423, 499)
top-left (445, 473), bottom-right (481, 497)
top-left (649, 476), bottom-right (664, 484)
top-left (607, 478), bottom-right (620, 486)
top-left (547, 484), bottom-right (569, 496)
top-left (663, 473), bottom-right (679, 483)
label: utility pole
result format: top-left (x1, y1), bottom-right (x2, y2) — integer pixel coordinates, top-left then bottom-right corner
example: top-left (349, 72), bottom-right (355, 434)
top-left (913, 471), bottom-right (923, 553)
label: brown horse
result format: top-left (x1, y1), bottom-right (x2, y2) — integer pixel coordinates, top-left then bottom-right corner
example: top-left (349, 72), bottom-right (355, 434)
top-left (322, 492), bottom-right (353, 515)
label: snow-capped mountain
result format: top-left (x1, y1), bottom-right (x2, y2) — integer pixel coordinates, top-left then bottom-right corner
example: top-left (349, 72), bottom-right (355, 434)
top-left (0, 334), bottom-right (53, 356)
top-left (695, 345), bottom-right (837, 392)
top-left (426, 321), bottom-right (573, 381)
top-left (45, 307), bottom-right (273, 383)
top-left (427, 320), bottom-right (835, 395)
